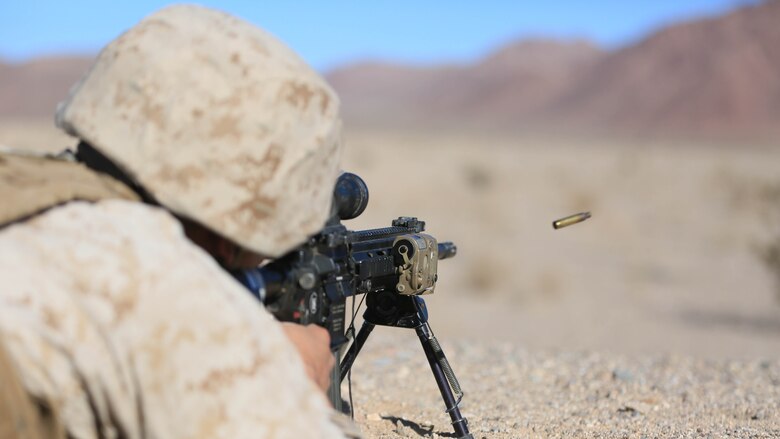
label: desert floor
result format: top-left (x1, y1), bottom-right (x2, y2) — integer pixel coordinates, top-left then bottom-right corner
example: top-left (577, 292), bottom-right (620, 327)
top-left (3, 120), bottom-right (779, 437)
top-left (338, 129), bottom-right (780, 360)
top-left (338, 129), bottom-right (780, 438)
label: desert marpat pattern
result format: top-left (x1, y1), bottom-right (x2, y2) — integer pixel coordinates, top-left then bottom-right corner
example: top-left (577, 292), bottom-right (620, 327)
top-left (55, 5), bottom-right (342, 258)
top-left (0, 200), bottom-right (347, 439)
top-left (0, 152), bottom-right (140, 227)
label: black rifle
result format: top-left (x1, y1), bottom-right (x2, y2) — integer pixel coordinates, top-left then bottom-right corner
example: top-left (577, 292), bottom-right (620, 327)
top-left (233, 172), bottom-right (473, 439)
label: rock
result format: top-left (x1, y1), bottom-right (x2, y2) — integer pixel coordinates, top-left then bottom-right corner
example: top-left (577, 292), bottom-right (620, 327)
top-left (365, 413), bottom-right (382, 422)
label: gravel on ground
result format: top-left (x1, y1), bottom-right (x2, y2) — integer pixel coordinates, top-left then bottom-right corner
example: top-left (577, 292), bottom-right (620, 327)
top-left (344, 331), bottom-right (780, 438)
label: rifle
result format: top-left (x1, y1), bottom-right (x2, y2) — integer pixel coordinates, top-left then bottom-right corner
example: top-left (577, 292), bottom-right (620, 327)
top-left (233, 172), bottom-right (473, 439)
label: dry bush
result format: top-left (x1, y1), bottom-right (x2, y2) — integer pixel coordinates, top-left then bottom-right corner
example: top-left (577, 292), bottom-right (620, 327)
top-left (755, 181), bottom-right (780, 304)
top-left (762, 239), bottom-right (780, 302)
top-left (462, 162), bottom-right (492, 191)
top-left (462, 248), bottom-right (522, 299)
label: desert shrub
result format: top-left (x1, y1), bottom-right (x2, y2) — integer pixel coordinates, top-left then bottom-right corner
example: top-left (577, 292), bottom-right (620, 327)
top-left (756, 181), bottom-right (780, 304)
top-left (462, 163), bottom-right (492, 191)
top-left (762, 236), bottom-right (780, 303)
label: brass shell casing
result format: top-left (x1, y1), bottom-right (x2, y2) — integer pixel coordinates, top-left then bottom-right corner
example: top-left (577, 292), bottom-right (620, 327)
top-left (552, 212), bottom-right (592, 229)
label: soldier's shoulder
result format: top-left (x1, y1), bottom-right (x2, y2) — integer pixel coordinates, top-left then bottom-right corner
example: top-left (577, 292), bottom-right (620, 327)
top-left (0, 199), bottom-right (188, 257)
top-left (56, 199), bottom-right (179, 239)
top-left (0, 151), bottom-right (139, 229)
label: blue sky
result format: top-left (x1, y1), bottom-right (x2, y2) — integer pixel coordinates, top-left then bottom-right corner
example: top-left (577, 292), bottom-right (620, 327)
top-left (0, 1), bottom-right (759, 71)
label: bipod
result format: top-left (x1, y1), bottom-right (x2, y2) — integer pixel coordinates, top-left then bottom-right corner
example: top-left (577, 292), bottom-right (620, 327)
top-left (338, 291), bottom-right (473, 439)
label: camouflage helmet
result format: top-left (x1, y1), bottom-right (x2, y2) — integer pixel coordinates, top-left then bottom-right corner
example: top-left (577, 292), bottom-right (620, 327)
top-left (56, 5), bottom-right (341, 257)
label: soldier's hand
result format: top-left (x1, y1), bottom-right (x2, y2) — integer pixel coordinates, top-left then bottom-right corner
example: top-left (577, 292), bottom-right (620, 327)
top-left (280, 322), bottom-right (335, 393)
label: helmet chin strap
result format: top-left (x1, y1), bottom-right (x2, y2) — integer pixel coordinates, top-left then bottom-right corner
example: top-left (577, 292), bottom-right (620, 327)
top-left (75, 142), bottom-right (156, 204)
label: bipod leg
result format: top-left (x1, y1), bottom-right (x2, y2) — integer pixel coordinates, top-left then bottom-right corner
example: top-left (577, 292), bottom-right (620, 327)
top-left (327, 352), bottom-right (343, 412)
top-left (416, 322), bottom-right (473, 439)
top-left (339, 321), bottom-right (375, 383)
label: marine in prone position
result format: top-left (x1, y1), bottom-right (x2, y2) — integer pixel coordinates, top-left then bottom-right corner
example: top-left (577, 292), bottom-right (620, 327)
top-left (0, 5), bottom-right (360, 439)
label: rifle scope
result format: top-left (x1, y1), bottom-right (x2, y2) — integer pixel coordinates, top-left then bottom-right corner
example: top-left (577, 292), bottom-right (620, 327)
top-left (333, 172), bottom-right (369, 221)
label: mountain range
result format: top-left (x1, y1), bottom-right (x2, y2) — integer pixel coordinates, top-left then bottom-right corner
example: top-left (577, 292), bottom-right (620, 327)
top-left (2, 1), bottom-right (779, 141)
top-left (0, 56), bottom-right (92, 120)
top-left (328, 1), bottom-right (780, 141)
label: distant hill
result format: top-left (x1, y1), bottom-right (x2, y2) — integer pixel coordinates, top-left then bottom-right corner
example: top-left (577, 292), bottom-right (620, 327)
top-left (0, 56), bottom-right (93, 119)
top-left (545, 0), bottom-right (780, 140)
top-left (327, 39), bottom-right (604, 130)
top-left (1, 1), bottom-right (779, 141)
top-left (328, 1), bottom-right (780, 141)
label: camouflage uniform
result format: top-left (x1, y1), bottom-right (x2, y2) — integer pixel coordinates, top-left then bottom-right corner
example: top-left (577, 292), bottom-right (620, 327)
top-left (0, 5), bottom-right (357, 439)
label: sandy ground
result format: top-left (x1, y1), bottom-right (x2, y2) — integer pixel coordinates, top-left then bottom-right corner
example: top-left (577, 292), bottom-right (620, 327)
top-left (336, 129), bottom-right (780, 437)
top-left (345, 332), bottom-right (780, 438)
top-left (2, 119), bottom-right (780, 437)
top-left (337, 129), bottom-right (780, 360)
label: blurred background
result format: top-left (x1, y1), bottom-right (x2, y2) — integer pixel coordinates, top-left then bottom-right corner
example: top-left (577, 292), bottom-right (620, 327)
top-left (2, 0), bottom-right (779, 359)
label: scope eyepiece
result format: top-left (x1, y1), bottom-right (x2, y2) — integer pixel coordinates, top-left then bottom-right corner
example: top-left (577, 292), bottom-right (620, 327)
top-left (333, 172), bottom-right (369, 220)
